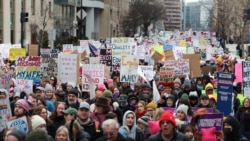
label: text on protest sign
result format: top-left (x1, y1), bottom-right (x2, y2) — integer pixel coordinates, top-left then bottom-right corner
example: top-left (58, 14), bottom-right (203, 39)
top-left (100, 49), bottom-right (112, 66)
top-left (243, 61), bottom-right (250, 97)
top-left (0, 89), bottom-right (12, 132)
top-left (198, 113), bottom-right (223, 132)
top-left (17, 79), bottom-right (33, 94)
top-left (164, 59), bottom-right (190, 76)
top-left (7, 116), bottom-right (28, 134)
top-left (120, 55), bottom-right (138, 83)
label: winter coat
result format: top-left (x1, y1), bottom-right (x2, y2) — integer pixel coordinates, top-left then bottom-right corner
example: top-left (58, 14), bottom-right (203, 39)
top-left (47, 116), bottom-right (65, 139)
top-left (147, 131), bottom-right (190, 141)
top-left (235, 107), bottom-right (250, 140)
top-left (77, 118), bottom-right (102, 141)
top-left (95, 133), bottom-right (132, 141)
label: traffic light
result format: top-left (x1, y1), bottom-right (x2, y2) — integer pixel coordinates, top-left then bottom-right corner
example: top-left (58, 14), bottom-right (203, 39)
top-left (243, 9), bottom-right (250, 20)
top-left (20, 12), bottom-right (28, 23)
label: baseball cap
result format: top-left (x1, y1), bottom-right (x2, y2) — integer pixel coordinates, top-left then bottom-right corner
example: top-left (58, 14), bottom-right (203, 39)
top-left (79, 102), bottom-right (90, 110)
top-left (63, 107), bottom-right (78, 116)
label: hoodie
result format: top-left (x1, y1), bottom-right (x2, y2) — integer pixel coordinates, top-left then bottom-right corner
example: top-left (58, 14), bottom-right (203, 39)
top-left (119, 110), bottom-right (137, 140)
top-left (204, 83), bottom-right (217, 102)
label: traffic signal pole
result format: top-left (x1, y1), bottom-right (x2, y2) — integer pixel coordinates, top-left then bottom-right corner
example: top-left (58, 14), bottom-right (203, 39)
top-left (20, 11), bottom-right (28, 48)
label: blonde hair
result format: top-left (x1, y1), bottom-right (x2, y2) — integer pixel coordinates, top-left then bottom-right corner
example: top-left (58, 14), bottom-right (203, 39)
top-left (152, 107), bottom-right (164, 121)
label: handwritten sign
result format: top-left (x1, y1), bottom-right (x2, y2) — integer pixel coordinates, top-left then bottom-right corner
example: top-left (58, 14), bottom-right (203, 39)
top-left (243, 61), bottom-right (250, 97)
top-left (198, 113), bottom-right (223, 131)
top-left (120, 55), bottom-right (138, 83)
top-left (17, 79), bottom-right (33, 94)
top-left (9, 48), bottom-right (26, 61)
top-left (63, 44), bottom-right (73, 54)
top-left (164, 59), bottom-right (190, 76)
top-left (58, 54), bottom-right (79, 83)
top-left (0, 89), bottom-right (12, 132)
top-left (16, 56), bottom-right (41, 84)
top-left (100, 49), bottom-right (112, 66)
top-left (235, 63), bottom-right (242, 83)
top-left (7, 116), bottom-right (28, 134)
top-left (0, 72), bottom-right (15, 89)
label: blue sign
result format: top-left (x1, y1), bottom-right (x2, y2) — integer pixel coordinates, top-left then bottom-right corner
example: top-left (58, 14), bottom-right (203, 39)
top-left (163, 43), bottom-right (173, 51)
top-left (216, 72), bottom-right (233, 116)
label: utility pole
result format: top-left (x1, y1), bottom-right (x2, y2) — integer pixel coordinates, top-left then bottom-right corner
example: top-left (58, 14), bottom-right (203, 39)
top-left (79, 0), bottom-right (83, 39)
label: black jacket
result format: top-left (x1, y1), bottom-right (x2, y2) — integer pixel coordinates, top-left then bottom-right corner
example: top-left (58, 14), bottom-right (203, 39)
top-left (95, 133), bottom-right (132, 141)
top-left (78, 118), bottom-right (102, 141)
top-left (147, 131), bottom-right (190, 141)
top-left (47, 116), bottom-right (65, 139)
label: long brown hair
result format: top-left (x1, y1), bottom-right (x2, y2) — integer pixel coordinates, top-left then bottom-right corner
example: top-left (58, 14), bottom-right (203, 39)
top-left (65, 120), bottom-right (83, 141)
top-left (50, 102), bottom-right (67, 120)
top-left (32, 105), bottom-right (52, 124)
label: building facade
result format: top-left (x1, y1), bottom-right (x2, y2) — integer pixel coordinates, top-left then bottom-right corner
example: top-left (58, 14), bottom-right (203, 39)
top-left (0, 0), bottom-right (54, 45)
top-left (164, 0), bottom-right (182, 31)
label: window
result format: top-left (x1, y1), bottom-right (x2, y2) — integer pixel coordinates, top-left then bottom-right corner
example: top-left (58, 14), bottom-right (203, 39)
top-left (41, 0), bottom-right (44, 16)
top-left (49, 2), bottom-right (51, 18)
top-left (31, 0), bottom-right (35, 15)
top-left (110, 9), bottom-right (112, 20)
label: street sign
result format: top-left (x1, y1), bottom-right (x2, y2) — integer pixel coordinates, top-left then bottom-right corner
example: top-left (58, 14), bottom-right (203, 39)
top-left (77, 9), bottom-right (87, 20)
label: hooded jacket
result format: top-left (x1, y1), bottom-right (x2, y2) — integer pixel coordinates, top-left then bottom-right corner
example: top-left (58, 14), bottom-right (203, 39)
top-left (204, 83), bottom-right (217, 102)
top-left (119, 110), bottom-right (144, 141)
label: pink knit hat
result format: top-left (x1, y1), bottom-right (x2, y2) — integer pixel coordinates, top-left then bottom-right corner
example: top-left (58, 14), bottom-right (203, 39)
top-left (97, 83), bottom-right (106, 91)
top-left (106, 79), bottom-right (113, 85)
top-left (15, 99), bottom-right (30, 113)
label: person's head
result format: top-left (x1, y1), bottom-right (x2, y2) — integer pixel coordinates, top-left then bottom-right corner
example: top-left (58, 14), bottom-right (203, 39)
top-left (153, 108), bottom-right (164, 121)
top-left (31, 115), bottom-right (46, 130)
top-left (50, 76), bottom-right (57, 87)
top-left (136, 100), bottom-right (146, 113)
top-left (27, 93), bottom-right (37, 107)
top-left (165, 95), bottom-right (175, 107)
top-left (63, 107), bottom-right (78, 122)
top-left (78, 102), bottom-right (90, 121)
top-left (124, 111), bottom-right (135, 127)
top-left (51, 102), bottom-right (67, 119)
top-left (25, 129), bottom-right (49, 141)
top-left (35, 87), bottom-right (45, 98)
top-left (176, 104), bottom-right (188, 121)
top-left (243, 97), bottom-right (250, 108)
top-left (45, 84), bottom-right (54, 100)
top-left (174, 78), bottom-right (182, 88)
top-left (137, 115), bottom-right (150, 131)
top-left (0, 89), bottom-right (7, 99)
top-left (118, 94), bottom-right (128, 107)
top-left (5, 130), bottom-right (26, 141)
top-left (146, 101), bottom-right (157, 118)
top-left (14, 99), bottom-right (30, 117)
top-left (102, 119), bottom-right (119, 141)
top-left (189, 91), bottom-right (198, 106)
top-left (95, 96), bottom-right (110, 114)
top-left (205, 83), bottom-right (214, 95)
top-left (65, 120), bottom-right (83, 141)
top-left (105, 112), bottom-right (118, 121)
top-left (3, 128), bottom-right (16, 141)
top-left (159, 111), bottom-right (176, 137)
top-left (66, 82), bottom-right (75, 92)
top-left (32, 105), bottom-right (48, 120)
top-left (141, 84), bottom-right (151, 94)
top-left (55, 126), bottom-right (70, 141)
top-left (223, 116), bottom-right (241, 139)
top-left (180, 124), bottom-right (194, 140)
top-left (102, 90), bottom-right (113, 104)
top-left (127, 95), bottom-right (138, 106)
top-left (36, 97), bottom-right (46, 107)
top-left (200, 94), bottom-right (210, 106)
top-left (67, 89), bottom-right (78, 104)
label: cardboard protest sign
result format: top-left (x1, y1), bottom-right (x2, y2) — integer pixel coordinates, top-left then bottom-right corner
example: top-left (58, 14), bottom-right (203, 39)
top-left (28, 44), bottom-right (38, 56)
top-left (7, 116), bottom-right (28, 134)
top-left (138, 65), bottom-right (154, 81)
top-left (17, 79), bottom-right (33, 94)
top-left (243, 61), bottom-right (250, 97)
top-left (0, 44), bottom-right (11, 58)
top-left (9, 48), bottom-right (26, 61)
top-left (63, 44), bottom-right (73, 54)
top-left (0, 71), bottom-right (15, 89)
top-left (183, 54), bottom-right (201, 77)
top-left (151, 51), bottom-right (164, 62)
top-left (216, 72), bottom-right (234, 116)
top-left (164, 49), bottom-right (175, 60)
top-left (198, 113), bottom-right (223, 131)
top-left (16, 56), bottom-right (41, 85)
top-left (111, 37), bottom-right (132, 71)
top-left (164, 59), bottom-right (190, 76)
top-left (100, 49), bottom-right (112, 66)
top-left (235, 63), bottom-right (242, 83)
top-left (83, 73), bottom-right (96, 99)
top-left (82, 64), bottom-right (104, 91)
top-left (120, 55), bottom-right (138, 83)
top-left (0, 89), bottom-right (12, 132)
top-left (58, 54), bottom-right (79, 83)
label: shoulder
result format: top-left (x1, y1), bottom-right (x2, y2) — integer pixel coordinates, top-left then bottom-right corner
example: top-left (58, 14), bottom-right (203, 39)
top-left (147, 132), bottom-right (162, 141)
top-left (175, 131), bottom-right (190, 141)
top-left (95, 136), bottom-right (105, 141)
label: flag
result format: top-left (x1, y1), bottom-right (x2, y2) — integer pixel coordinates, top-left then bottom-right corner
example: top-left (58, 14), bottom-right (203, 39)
top-left (89, 43), bottom-right (97, 57)
top-left (153, 80), bottom-right (160, 102)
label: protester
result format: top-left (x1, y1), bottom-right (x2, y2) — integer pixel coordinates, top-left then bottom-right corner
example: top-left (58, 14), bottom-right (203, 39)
top-left (64, 119), bottom-right (90, 141)
top-left (55, 126), bottom-right (71, 141)
top-left (25, 128), bottom-right (52, 141)
top-left (63, 107), bottom-right (78, 122)
top-left (5, 130), bottom-right (26, 141)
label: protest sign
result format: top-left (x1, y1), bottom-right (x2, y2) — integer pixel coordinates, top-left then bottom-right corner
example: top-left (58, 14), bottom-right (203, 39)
top-left (120, 55), bottom-right (138, 83)
top-left (104, 66), bottom-right (111, 79)
top-left (63, 44), bottom-right (73, 54)
top-left (151, 51), bottom-right (164, 62)
top-left (138, 65), bottom-right (154, 81)
top-left (17, 79), bottom-right (33, 94)
top-left (159, 68), bottom-right (174, 81)
top-left (198, 113), bottom-right (223, 131)
top-left (89, 57), bottom-right (100, 64)
top-left (164, 59), bottom-right (190, 76)
top-left (82, 64), bottom-right (104, 91)
top-left (183, 54), bottom-right (201, 77)
top-left (243, 61), bottom-right (250, 97)
top-left (164, 49), bottom-right (175, 60)
top-left (134, 45), bottom-right (146, 59)
top-left (111, 37), bottom-right (132, 71)
top-left (100, 49), bottom-right (112, 66)
top-left (173, 46), bottom-right (185, 60)
top-left (83, 73), bottom-right (96, 99)
top-left (0, 89), bottom-right (12, 132)
top-left (153, 80), bottom-right (161, 102)
top-left (16, 56), bottom-right (41, 84)
top-left (28, 44), bottom-right (38, 56)
top-left (0, 44), bottom-right (11, 58)
top-left (192, 107), bottom-right (213, 113)
top-left (0, 71), bottom-right (15, 89)
top-left (235, 63), bottom-right (242, 83)
top-left (7, 116), bottom-right (28, 134)
top-left (9, 48), bottom-right (26, 61)
top-left (163, 43), bottom-right (173, 51)
top-left (217, 72), bottom-right (233, 116)
top-left (58, 54), bottom-right (79, 83)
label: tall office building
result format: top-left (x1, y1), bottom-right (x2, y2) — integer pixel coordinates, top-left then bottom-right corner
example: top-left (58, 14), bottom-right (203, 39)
top-left (164, 0), bottom-right (182, 31)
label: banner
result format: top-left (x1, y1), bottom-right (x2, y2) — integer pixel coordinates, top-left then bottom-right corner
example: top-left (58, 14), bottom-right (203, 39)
top-left (82, 64), bottom-right (104, 91)
top-left (111, 37), bottom-right (132, 71)
top-left (217, 72), bottom-right (234, 116)
top-left (0, 89), bottom-right (12, 132)
top-left (16, 56), bottom-right (41, 84)
top-left (17, 79), bottom-right (33, 94)
top-left (235, 63), bottom-right (242, 83)
top-left (0, 71), bottom-right (15, 89)
top-left (192, 107), bottom-right (213, 113)
top-left (198, 113), bottom-right (223, 131)
top-left (100, 49), bottom-right (112, 66)
top-left (63, 44), bottom-right (73, 54)
top-left (120, 55), bottom-right (138, 83)
top-left (243, 61), bottom-right (250, 97)
top-left (28, 44), bottom-right (38, 56)
top-left (9, 48), bottom-right (26, 61)
top-left (159, 68), bottom-right (174, 81)
top-left (7, 116), bottom-right (28, 134)
top-left (164, 59), bottom-right (190, 76)
top-left (58, 54), bottom-right (79, 83)
top-left (138, 65), bottom-right (154, 82)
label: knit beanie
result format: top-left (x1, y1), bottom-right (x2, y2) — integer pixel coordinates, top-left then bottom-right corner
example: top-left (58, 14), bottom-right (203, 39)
top-left (15, 99), bottom-right (30, 113)
top-left (183, 79), bottom-right (191, 88)
top-left (176, 104), bottom-right (188, 116)
top-left (189, 91), bottom-right (198, 98)
top-left (97, 83), bottom-right (106, 91)
top-left (102, 90), bottom-right (112, 98)
top-left (146, 101), bottom-right (158, 110)
top-left (106, 79), bottom-right (113, 85)
top-left (137, 115), bottom-right (150, 127)
top-left (174, 78), bottom-right (181, 84)
top-left (67, 81), bottom-right (76, 88)
top-left (181, 93), bottom-right (189, 100)
top-left (159, 110), bottom-right (176, 127)
top-left (31, 115), bottom-right (46, 130)
top-left (8, 130), bottom-right (26, 141)
top-left (67, 88), bottom-right (78, 97)
top-left (44, 84), bottom-right (53, 92)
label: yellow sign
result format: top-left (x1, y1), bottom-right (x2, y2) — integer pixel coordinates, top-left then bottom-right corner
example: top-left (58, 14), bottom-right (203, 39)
top-left (9, 48), bottom-right (26, 61)
top-left (153, 45), bottom-right (163, 54)
top-left (179, 40), bottom-right (186, 47)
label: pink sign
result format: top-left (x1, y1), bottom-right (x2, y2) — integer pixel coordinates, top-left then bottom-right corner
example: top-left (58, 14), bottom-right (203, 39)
top-left (235, 63), bottom-right (242, 82)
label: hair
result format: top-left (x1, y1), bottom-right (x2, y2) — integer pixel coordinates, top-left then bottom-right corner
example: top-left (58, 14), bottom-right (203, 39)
top-left (135, 100), bottom-right (146, 113)
top-left (105, 112), bottom-right (118, 120)
top-left (65, 120), bottom-right (83, 141)
top-left (56, 126), bottom-right (71, 141)
top-left (179, 124), bottom-right (194, 134)
top-left (2, 128), bottom-right (16, 141)
top-left (50, 102), bottom-right (67, 120)
top-left (241, 97), bottom-right (250, 114)
top-left (102, 119), bottom-right (119, 129)
top-left (36, 97), bottom-right (47, 107)
top-left (50, 76), bottom-right (58, 88)
top-left (153, 108), bottom-right (164, 121)
top-left (26, 129), bottom-right (49, 141)
top-left (32, 105), bottom-right (52, 124)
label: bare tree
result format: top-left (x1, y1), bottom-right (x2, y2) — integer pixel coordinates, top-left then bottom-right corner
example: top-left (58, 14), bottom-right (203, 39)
top-left (120, 0), bottom-right (165, 36)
